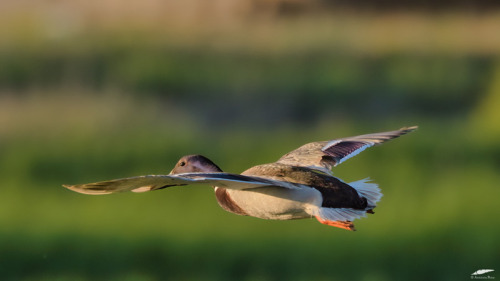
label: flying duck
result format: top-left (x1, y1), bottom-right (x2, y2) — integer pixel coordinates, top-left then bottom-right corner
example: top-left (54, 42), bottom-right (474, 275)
top-left (64, 126), bottom-right (417, 231)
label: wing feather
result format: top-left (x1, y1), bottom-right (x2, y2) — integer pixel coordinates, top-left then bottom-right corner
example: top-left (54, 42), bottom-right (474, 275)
top-left (63, 172), bottom-right (300, 195)
top-left (277, 126), bottom-right (417, 173)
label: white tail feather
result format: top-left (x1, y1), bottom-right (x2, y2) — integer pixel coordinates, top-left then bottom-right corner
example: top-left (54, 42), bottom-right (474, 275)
top-left (349, 178), bottom-right (382, 208)
top-left (310, 207), bottom-right (367, 222)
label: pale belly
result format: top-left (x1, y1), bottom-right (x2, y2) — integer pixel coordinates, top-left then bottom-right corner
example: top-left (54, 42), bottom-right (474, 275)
top-left (225, 186), bottom-right (322, 220)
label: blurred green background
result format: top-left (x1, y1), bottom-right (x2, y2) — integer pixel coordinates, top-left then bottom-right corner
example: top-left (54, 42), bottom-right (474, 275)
top-left (1, 1), bottom-right (499, 280)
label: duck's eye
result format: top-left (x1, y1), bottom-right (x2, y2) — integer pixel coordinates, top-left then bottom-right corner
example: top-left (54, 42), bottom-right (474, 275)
top-left (179, 161), bottom-right (186, 167)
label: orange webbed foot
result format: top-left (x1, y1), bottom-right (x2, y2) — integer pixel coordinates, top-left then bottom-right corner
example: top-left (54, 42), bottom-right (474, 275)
top-left (315, 216), bottom-right (356, 231)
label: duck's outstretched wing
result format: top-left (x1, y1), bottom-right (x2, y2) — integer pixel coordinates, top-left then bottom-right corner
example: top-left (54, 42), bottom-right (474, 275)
top-left (63, 172), bottom-right (300, 195)
top-left (277, 126), bottom-right (417, 173)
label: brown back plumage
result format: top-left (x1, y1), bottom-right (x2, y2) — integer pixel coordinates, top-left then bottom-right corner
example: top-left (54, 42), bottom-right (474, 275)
top-left (242, 163), bottom-right (367, 209)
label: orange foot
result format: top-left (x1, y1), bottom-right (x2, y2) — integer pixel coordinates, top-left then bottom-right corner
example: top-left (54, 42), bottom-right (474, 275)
top-left (315, 216), bottom-right (356, 231)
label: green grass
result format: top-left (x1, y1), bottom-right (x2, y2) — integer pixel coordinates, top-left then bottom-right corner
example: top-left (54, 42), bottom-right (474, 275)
top-left (2, 231), bottom-right (497, 281)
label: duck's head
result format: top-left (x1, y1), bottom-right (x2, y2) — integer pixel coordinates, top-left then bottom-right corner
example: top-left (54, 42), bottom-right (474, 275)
top-left (170, 154), bottom-right (223, 174)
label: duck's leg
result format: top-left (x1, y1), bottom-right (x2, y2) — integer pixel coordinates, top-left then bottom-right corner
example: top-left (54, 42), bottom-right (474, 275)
top-left (315, 216), bottom-right (356, 231)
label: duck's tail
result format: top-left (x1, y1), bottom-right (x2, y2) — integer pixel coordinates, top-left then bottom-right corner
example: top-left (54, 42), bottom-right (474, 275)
top-left (349, 178), bottom-right (382, 209)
